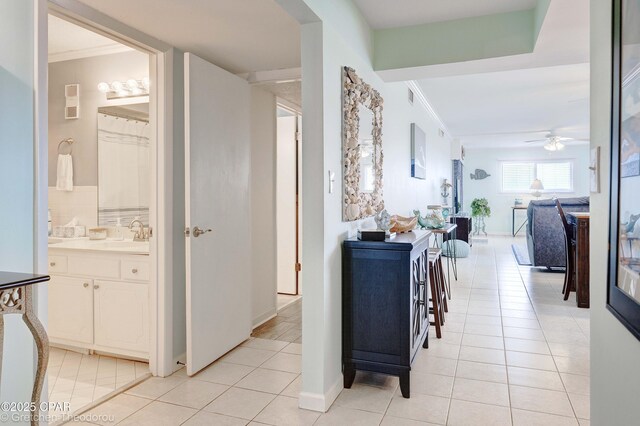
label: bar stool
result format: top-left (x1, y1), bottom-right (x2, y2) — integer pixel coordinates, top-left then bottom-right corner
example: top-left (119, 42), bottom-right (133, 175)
top-left (555, 199), bottom-right (575, 300)
top-left (428, 248), bottom-right (447, 338)
top-left (429, 248), bottom-right (448, 312)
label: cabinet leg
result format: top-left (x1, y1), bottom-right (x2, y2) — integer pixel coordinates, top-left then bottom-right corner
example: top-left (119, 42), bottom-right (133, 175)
top-left (423, 327), bottom-right (429, 348)
top-left (343, 365), bottom-right (356, 389)
top-left (399, 372), bottom-right (410, 398)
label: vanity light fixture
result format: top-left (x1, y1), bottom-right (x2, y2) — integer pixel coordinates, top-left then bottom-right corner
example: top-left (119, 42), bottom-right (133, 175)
top-left (97, 78), bottom-right (149, 99)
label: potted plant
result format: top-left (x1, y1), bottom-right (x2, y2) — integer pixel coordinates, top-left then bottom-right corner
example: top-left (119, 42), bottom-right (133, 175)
top-left (470, 198), bottom-right (491, 236)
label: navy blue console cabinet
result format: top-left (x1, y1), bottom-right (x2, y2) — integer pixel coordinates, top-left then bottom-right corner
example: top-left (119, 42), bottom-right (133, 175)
top-left (342, 230), bottom-right (432, 398)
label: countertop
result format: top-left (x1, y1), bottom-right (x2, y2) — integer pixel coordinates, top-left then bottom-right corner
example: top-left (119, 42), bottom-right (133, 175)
top-left (0, 271), bottom-right (49, 290)
top-left (48, 237), bottom-right (150, 255)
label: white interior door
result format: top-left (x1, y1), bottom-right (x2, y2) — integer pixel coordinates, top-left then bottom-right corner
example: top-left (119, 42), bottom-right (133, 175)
top-left (184, 52), bottom-right (251, 376)
top-left (276, 115), bottom-right (298, 295)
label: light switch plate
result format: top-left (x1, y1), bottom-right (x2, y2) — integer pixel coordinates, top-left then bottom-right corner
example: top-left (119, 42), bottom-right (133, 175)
top-left (328, 170), bottom-right (336, 194)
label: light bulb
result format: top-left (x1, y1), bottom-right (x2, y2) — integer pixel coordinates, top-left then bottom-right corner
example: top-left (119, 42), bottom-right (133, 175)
top-left (127, 79), bottom-right (139, 90)
top-left (142, 77), bottom-right (150, 90)
top-left (556, 142), bottom-right (565, 150)
top-left (97, 82), bottom-right (110, 93)
top-left (131, 87), bottom-right (142, 96)
top-left (111, 81), bottom-right (123, 91)
top-left (117, 90), bottom-right (128, 97)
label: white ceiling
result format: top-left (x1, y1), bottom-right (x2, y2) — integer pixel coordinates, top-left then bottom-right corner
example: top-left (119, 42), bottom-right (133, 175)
top-left (353, 0), bottom-right (536, 29)
top-left (417, 63), bottom-right (590, 148)
top-left (48, 14), bottom-right (133, 62)
top-left (76, 0), bottom-right (301, 74)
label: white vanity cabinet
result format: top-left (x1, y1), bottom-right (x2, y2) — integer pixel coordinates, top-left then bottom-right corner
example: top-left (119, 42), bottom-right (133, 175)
top-left (48, 248), bottom-right (150, 360)
top-left (48, 276), bottom-right (94, 344)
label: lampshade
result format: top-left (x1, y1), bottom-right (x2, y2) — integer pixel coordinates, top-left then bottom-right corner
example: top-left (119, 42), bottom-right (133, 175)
top-left (530, 179), bottom-right (544, 190)
top-left (530, 179), bottom-right (544, 198)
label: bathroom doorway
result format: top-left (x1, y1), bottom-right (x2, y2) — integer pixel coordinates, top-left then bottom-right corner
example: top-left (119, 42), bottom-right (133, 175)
top-left (46, 11), bottom-right (157, 420)
top-left (276, 103), bottom-right (302, 316)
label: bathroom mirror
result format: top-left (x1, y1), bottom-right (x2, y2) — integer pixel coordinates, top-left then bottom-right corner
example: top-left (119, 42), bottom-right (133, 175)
top-left (358, 105), bottom-right (375, 194)
top-left (97, 103), bottom-right (150, 226)
top-left (342, 66), bottom-right (384, 221)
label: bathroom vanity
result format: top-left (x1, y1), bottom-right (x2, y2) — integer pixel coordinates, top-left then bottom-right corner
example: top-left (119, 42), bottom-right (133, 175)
top-left (48, 239), bottom-right (150, 360)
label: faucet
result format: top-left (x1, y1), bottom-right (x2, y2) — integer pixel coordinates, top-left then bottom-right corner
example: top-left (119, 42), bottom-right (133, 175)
top-left (128, 219), bottom-right (149, 242)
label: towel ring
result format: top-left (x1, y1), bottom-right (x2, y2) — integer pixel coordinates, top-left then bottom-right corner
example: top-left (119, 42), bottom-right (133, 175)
top-left (57, 138), bottom-right (74, 154)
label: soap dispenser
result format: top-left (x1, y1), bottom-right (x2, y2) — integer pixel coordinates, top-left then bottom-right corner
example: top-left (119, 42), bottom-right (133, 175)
top-left (114, 218), bottom-right (124, 241)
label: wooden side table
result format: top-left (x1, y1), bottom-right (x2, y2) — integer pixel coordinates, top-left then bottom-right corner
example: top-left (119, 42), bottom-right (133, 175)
top-left (566, 213), bottom-right (590, 308)
top-left (0, 271), bottom-right (50, 425)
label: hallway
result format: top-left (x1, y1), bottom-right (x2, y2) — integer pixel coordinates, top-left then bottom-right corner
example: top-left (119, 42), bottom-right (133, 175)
top-left (75, 236), bottom-right (589, 425)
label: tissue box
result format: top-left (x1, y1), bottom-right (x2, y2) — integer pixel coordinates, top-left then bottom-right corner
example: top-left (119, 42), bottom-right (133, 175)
top-left (88, 228), bottom-right (108, 240)
top-left (53, 225), bottom-right (86, 238)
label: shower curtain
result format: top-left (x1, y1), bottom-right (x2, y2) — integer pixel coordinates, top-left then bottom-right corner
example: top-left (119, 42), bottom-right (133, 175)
top-left (97, 113), bottom-right (150, 226)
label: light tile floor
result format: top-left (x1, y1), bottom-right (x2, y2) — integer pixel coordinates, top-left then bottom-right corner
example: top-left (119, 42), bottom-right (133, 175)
top-left (73, 236), bottom-right (590, 425)
top-left (48, 348), bottom-right (149, 421)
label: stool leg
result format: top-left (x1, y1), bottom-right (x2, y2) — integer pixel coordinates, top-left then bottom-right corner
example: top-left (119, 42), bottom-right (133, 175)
top-left (438, 257), bottom-right (448, 314)
top-left (429, 263), bottom-right (442, 338)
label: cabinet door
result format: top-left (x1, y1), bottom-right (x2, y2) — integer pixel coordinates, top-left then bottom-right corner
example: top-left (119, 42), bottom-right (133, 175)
top-left (94, 280), bottom-right (149, 353)
top-left (48, 276), bottom-right (94, 344)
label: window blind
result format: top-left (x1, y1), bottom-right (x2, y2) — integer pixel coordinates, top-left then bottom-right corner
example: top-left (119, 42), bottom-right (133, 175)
top-left (501, 160), bottom-right (573, 192)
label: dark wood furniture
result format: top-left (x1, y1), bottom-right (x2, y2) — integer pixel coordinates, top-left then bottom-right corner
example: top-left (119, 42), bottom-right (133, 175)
top-left (428, 248), bottom-right (447, 338)
top-left (450, 215), bottom-right (472, 246)
top-left (343, 230), bottom-right (432, 398)
top-left (555, 200), bottom-right (576, 300)
top-left (567, 212), bottom-right (590, 308)
top-left (431, 223), bottom-right (458, 296)
top-left (0, 271), bottom-right (50, 425)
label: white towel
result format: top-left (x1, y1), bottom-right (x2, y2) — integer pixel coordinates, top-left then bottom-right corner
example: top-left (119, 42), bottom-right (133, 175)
top-left (56, 154), bottom-right (74, 191)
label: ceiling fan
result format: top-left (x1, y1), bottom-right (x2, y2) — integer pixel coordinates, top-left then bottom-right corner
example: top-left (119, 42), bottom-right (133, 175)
top-left (523, 133), bottom-right (589, 151)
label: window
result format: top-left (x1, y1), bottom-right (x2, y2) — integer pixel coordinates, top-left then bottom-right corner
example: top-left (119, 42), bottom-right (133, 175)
top-left (501, 160), bottom-right (574, 193)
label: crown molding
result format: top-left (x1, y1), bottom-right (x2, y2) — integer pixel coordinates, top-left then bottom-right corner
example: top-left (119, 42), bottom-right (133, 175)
top-left (48, 43), bottom-right (134, 63)
top-left (406, 80), bottom-right (452, 139)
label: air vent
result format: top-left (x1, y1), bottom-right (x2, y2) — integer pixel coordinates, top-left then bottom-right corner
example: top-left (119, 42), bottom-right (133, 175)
top-left (65, 84), bottom-right (79, 119)
top-left (408, 88), bottom-right (414, 105)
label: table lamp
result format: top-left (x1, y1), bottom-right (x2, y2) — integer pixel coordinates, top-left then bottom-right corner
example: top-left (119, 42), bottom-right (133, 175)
top-left (530, 179), bottom-right (544, 198)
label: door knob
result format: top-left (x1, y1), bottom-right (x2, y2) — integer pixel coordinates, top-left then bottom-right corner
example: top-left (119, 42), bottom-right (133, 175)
top-left (83, 282), bottom-right (89, 288)
top-left (94, 284), bottom-right (100, 289)
top-left (192, 226), bottom-right (212, 238)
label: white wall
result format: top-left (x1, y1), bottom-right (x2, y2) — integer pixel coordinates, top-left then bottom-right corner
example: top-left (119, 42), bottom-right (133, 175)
top-left (463, 145), bottom-right (590, 235)
top-left (250, 86), bottom-right (278, 326)
top-left (590, 0), bottom-right (640, 424)
top-left (296, 0), bottom-right (452, 410)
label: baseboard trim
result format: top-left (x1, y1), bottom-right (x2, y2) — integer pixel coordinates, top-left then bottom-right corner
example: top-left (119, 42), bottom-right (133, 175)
top-left (253, 309), bottom-right (277, 329)
top-left (298, 375), bottom-right (343, 412)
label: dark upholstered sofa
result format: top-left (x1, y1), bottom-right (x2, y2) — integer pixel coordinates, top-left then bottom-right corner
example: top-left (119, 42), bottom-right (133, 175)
top-left (526, 197), bottom-right (590, 268)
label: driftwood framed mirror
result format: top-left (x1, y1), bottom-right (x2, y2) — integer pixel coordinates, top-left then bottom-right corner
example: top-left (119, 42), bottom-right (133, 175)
top-left (342, 66), bottom-right (384, 221)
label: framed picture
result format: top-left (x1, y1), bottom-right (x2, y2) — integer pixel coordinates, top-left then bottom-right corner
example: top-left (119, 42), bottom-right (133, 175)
top-left (608, 0), bottom-right (640, 340)
top-left (590, 146), bottom-right (600, 193)
top-left (411, 123), bottom-right (426, 179)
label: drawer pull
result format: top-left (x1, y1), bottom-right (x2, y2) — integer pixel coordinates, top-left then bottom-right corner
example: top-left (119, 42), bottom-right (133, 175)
top-left (132, 268), bottom-right (138, 274)
top-left (94, 284), bottom-right (100, 290)
top-left (83, 282), bottom-right (89, 288)
top-left (50, 262), bottom-right (56, 267)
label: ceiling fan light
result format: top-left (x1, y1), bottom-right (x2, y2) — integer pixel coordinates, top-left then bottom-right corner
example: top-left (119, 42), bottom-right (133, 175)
top-left (556, 142), bottom-right (565, 150)
top-left (544, 143), bottom-right (556, 151)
